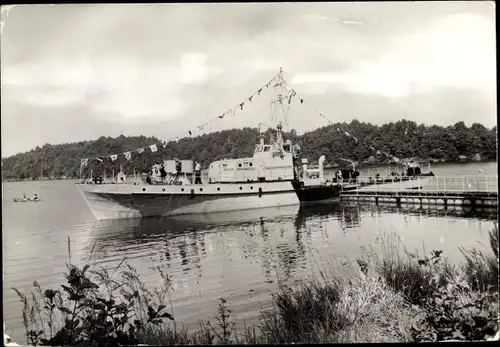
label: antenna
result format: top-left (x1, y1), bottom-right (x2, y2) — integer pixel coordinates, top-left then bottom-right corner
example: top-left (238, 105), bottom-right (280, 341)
top-left (270, 68), bottom-right (286, 124)
top-left (270, 67), bottom-right (290, 147)
top-left (279, 66), bottom-right (284, 126)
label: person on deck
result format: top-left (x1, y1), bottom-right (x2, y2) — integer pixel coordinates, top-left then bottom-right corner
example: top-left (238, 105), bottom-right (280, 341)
top-left (160, 164), bottom-right (167, 182)
top-left (336, 170), bottom-right (343, 184)
top-left (174, 158), bottom-right (181, 174)
top-left (173, 158), bottom-right (181, 182)
top-left (195, 161), bottom-right (202, 184)
top-left (146, 174), bottom-right (152, 185)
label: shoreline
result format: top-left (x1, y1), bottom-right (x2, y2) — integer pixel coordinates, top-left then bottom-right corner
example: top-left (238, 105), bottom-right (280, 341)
top-left (2, 160), bottom-right (496, 183)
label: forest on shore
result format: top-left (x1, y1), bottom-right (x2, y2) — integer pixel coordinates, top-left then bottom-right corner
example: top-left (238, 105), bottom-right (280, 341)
top-left (1, 119), bottom-right (496, 181)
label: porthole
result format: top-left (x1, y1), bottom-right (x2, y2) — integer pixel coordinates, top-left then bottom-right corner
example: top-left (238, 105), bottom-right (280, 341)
top-left (250, 186), bottom-right (254, 190)
top-left (142, 188), bottom-right (146, 192)
top-left (217, 187), bottom-right (221, 191)
top-left (239, 186), bottom-right (242, 190)
top-left (238, 163), bottom-right (242, 168)
top-left (249, 162), bottom-right (253, 167)
top-left (181, 188), bottom-right (185, 192)
top-left (162, 188), bottom-right (166, 192)
top-left (199, 188), bottom-right (203, 192)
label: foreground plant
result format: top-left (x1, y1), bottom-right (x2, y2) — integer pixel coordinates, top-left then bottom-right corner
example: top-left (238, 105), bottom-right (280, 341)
top-left (411, 272), bottom-right (498, 341)
top-left (409, 223), bottom-right (499, 342)
top-left (460, 222), bottom-right (499, 293)
top-left (368, 226), bottom-right (499, 342)
top-left (13, 263), bottom-right (175, 346)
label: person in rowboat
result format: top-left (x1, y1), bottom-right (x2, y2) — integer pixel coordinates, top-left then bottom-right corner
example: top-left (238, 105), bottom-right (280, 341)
top-left (32, 193), bottom-right (38, 201)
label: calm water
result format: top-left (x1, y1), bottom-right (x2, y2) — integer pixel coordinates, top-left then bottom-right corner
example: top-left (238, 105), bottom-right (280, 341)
top-left (2, 161), bottom-right (497, 341)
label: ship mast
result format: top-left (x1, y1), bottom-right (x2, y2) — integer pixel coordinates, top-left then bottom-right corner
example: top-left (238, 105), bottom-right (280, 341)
top-left (271, 67), bottom-right (287, 146)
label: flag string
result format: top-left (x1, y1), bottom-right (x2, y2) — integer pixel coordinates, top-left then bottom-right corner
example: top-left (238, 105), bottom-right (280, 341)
top-left (80, 70), bottom-right (281, 167)
top-left (285, 82), bottom-right (403, 164)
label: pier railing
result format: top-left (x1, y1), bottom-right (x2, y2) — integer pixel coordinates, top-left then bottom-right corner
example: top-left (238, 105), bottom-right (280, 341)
top-left (424, 175), bottom-right (498, 193)
top-left (344, 175), bottom-right (498, 193)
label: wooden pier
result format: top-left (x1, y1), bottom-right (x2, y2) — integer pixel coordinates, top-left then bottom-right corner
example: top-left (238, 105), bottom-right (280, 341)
top-left (340, 175), bottom-right (498, 207)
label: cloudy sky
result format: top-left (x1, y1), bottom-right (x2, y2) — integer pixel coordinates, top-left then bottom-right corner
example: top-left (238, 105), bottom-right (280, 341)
top-left (1, 2), bottom-right (496, 157)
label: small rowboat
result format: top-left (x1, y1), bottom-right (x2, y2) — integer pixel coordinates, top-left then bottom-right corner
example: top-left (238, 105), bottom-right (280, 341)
top-left (13, 197), bottom-right (42, 202)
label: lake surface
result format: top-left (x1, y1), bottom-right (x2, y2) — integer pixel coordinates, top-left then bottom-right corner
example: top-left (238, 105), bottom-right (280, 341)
top-left (2, 161), bottom-right (497, 342)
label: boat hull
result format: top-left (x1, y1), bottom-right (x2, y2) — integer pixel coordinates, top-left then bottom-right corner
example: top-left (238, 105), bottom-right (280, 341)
top-left (76, 181), bottom-right (307, 221)
top-left (76, 177), bottom-right (417, 221)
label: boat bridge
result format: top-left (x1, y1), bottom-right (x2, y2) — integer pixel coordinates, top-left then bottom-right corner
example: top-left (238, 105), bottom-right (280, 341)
top-left (340, 175), bottom-right (498, 207)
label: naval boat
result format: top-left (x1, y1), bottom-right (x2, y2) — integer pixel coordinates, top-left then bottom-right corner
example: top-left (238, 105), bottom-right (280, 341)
top-left (76, 120), bottom-right (342, 220)
top-left (76, 68), bottom-right (429, 221)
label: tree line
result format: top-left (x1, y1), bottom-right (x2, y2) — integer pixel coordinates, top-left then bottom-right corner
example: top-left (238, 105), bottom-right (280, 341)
top-left (1, 120), bottom-right (496, 180)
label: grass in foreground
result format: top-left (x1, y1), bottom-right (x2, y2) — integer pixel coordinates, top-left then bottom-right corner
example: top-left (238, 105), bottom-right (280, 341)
top-left (12, 224), bottom-right (499, 345)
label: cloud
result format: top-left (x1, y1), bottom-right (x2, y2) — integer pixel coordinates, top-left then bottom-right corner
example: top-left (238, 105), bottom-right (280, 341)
top-left (3, 54), bottom-right (225, 119)
top-left (291, 13), bottom-right (496, 98)
top-left (0, 2), bottom-right (496, 155)
top-left (389, 13), bottom-right (496, 90)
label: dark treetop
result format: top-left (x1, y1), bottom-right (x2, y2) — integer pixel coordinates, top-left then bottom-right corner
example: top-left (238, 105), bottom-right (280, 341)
top-left (1, 120), bottom-right (496, 180)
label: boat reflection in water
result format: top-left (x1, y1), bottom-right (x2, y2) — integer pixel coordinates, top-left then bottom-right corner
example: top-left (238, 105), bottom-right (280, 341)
top-left (87, 201), bottom-right (497, 259)
top-left (85, 201), bottom-right (497, 273)
top-left (86, 204), bottom-right (307, 280)
top-left (91, 204), bottom-right (300, 239)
